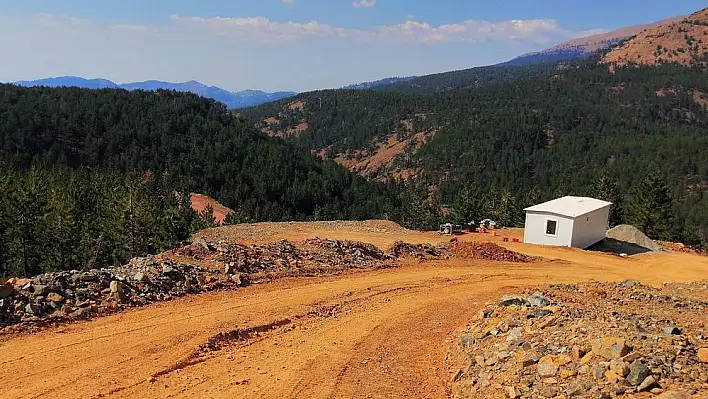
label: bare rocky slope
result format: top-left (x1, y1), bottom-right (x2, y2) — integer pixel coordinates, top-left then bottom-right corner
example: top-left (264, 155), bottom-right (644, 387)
top-left (604, 8), bottom-right (708, 66)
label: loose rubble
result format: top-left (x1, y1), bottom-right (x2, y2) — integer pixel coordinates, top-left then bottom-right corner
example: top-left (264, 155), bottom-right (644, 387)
top-left (0, 235), bottom-right (538, 334)
top-left (454, 281), bottom-right (708, 398)
top-left (0, 238), bottom-right (396, 333)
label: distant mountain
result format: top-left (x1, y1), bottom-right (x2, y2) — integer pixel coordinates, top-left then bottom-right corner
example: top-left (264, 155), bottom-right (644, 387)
top-left (604, 8), bottom-right (708, 67)
top-left (12, 76), bottom-right (296, 108)
top-left (15, 76), bottom-right (118, 89)
top-left (504, 15), bottom-right (686, 66)
top-left (342, 76), bottom-right (416, 90)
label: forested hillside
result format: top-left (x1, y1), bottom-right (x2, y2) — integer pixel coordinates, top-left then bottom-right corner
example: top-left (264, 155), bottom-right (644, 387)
top-left (374, 61), bottom-right (564, 94)
top-left (243, 61), bottom-right (708, 248)
top-left (0, 85), bottom-right (397, 276)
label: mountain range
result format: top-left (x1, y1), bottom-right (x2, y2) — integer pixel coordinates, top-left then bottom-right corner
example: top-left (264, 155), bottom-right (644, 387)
top-left (12, 77), bottom-right (296, 109)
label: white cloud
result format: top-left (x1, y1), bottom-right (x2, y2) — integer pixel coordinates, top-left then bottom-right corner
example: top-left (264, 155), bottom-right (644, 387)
top-left (172, 15), bottom-right (572, 45)
top-left (352, 0), bottom-right (376, 8)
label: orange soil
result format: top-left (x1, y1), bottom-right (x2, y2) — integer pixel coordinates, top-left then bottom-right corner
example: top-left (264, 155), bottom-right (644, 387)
top-left (2, 224), bottom-right (708, 399)
top-left (190, 193), bottom-right (233, 225)
top-left (604, 8), bottom-right (708, 66)
top-left (333, 132), bottom-right (428, 178)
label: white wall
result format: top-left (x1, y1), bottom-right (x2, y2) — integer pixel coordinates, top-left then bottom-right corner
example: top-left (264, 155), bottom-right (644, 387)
top-left (523, 211), bottom-right (574, 247)
top-left (571, 206), bottom-right (610, 249)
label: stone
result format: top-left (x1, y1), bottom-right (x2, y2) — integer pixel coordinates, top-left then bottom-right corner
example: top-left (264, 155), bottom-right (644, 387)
top-left (591, 337), bottom-right (631, 360)
top-left (528, 292), bottom-right (550, 307)
top-left (663, 326), bottom-right (682, 335)
top-left (474, 355), bottom-right (486, 367)
top-left (134, 272), bottom-right (149, 283)
top-left (47, 292), bottom-right (64, 303)
top-left (626, 361), bottom-right (650, 386)
top-left (539, 385), bottom-right (558, 398)
top-left (609, 359), bottom-right (629, 377)
top-left (24, 303), bottom-right (40, 315)
top-left (621, 279), bottom-right (639, 288)
top-left (162, 264), bottom-right (175, 274)
top-left (479, 309), bottom-right (492, 319)
top-left (521, 354), bottom-right (539, 368)
top-left (499, 292), bottom-right (549, 307)
top-left (537, 356), bottom-right (558, 378)
top-left (507, 327), bottom-right (522, 342)
top-left (506, 386), bottom-right (522, 398)
top-left (224, 263), bottom-right (235, 275)
top-left (654, 392), bottom-right (691, 399)
top-left (230, 274), bottom-right (242, 285)
top-left (538, 315), bottom-right (558, 329)
top-left (566, 381), bottom-right (585, 397)
top-left (527, 309), bottom-right (552, 319)
top-left (109, 280), bottom-right (127, 303)
top-left (0, 284), bottom-right (13, 299)
top-left (604, 370), bottom-right (624, 383)
top-left (592, 364), bottom-right (608, 380)
top-left (697, 348), bottom-right (708, 363)
top-left (637, 375), bottom-right (657, 392)
top-left (70, 307), bottom-right (90, 318)
top-left (560, 368), bottom-right (578, 379)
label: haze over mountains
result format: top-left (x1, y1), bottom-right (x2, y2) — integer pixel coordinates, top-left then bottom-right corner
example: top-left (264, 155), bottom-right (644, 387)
top-left (12, 77), bottom-right (296, 109)
top-left (11, 12), bottom-right (695, 110)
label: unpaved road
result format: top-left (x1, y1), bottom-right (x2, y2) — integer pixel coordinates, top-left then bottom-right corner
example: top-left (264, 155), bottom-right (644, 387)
top-left (2, 226), bottom-right (708, 399)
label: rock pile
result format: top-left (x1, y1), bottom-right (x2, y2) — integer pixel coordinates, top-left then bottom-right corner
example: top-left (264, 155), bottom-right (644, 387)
top-left (0, 237), bottom-right (397, 332)
top-left (388, 241), bottom-right (448, 260)
top-left (454, 281), bottom-right (708, 398)
top-left (0, 257), bottom-right (246, 331)
top-left (446, 240), bottom-right (538, 263)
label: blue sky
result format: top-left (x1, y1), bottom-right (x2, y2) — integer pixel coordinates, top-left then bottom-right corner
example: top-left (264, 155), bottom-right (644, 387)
top-left (0, 1), bottom-right (705, 91)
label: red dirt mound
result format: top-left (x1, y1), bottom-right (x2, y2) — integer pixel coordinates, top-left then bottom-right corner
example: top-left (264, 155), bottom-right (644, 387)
top-left (446, 240), bottom-right (538, 263)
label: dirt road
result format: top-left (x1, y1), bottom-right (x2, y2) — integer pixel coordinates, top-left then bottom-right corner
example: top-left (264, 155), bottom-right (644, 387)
top-left (2, 226), bottom-right (708, 399)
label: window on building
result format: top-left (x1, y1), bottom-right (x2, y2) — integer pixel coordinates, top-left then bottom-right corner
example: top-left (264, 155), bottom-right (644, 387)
top-left (545, 220), bottom-right (557, 236)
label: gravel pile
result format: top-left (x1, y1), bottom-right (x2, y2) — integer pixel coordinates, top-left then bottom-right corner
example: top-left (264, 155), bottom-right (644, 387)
top-left (453, 281), bottom-right (708, 398)
top-left (606, 225), bottom-right (664, 252)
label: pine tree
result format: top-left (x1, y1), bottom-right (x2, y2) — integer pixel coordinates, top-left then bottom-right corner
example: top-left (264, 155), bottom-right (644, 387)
top-left (629, 172), bottom-right (673, 240)
top-left (592, 170), bottom-right (624, 227)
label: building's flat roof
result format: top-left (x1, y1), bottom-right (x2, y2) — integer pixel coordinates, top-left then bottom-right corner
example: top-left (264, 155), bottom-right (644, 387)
top-left (524, 196), bottom-right (612, 218)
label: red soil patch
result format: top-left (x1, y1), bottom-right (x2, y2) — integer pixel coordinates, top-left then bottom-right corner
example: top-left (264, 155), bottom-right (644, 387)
top-left (190, 193), bottom-right (233, 225)
top-left (445, 240), bottom-right (538, 263)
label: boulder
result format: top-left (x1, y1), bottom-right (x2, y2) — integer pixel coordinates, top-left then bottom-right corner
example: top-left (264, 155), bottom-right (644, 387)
top-left (500, 292), bottom-right (549, 307)
top-left (24, 303), bottom-right (40, 315)
top-left (134, 272), bottom-right (149, 283)
top-left (697, 348), bottom-right (708, 363)
top-left (537, 356), bottom-right (558, 378)
top-left (109, 280), bottom-right (127, 303)
top-left (609, 359), bottom-right (629, 377)
top-left (637, 375), bottom-right (657, 392)
top-left (626, 361), bottom-right (650, 386)
top-left (591, 337), bottom-right (631, 360)
top-left (566, 381), bottom-right (585, 397)
top-left (47, 292), bottom-right (64, 303)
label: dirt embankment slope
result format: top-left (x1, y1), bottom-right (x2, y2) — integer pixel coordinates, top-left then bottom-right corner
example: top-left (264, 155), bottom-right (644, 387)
top-left (1, 222), bottom-right (707, 399)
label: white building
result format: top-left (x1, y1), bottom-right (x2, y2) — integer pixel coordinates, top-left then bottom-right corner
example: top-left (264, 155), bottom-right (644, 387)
top-left (523, 196), bottom-right (612, 249)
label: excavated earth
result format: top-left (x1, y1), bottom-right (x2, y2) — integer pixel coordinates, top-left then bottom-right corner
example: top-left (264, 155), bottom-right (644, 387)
top-left (1, 222), bottom-right (707, 399)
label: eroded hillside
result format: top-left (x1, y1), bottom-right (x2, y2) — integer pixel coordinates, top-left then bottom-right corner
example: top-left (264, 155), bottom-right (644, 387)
top-left (604, 8), bottom-right (708, 66)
